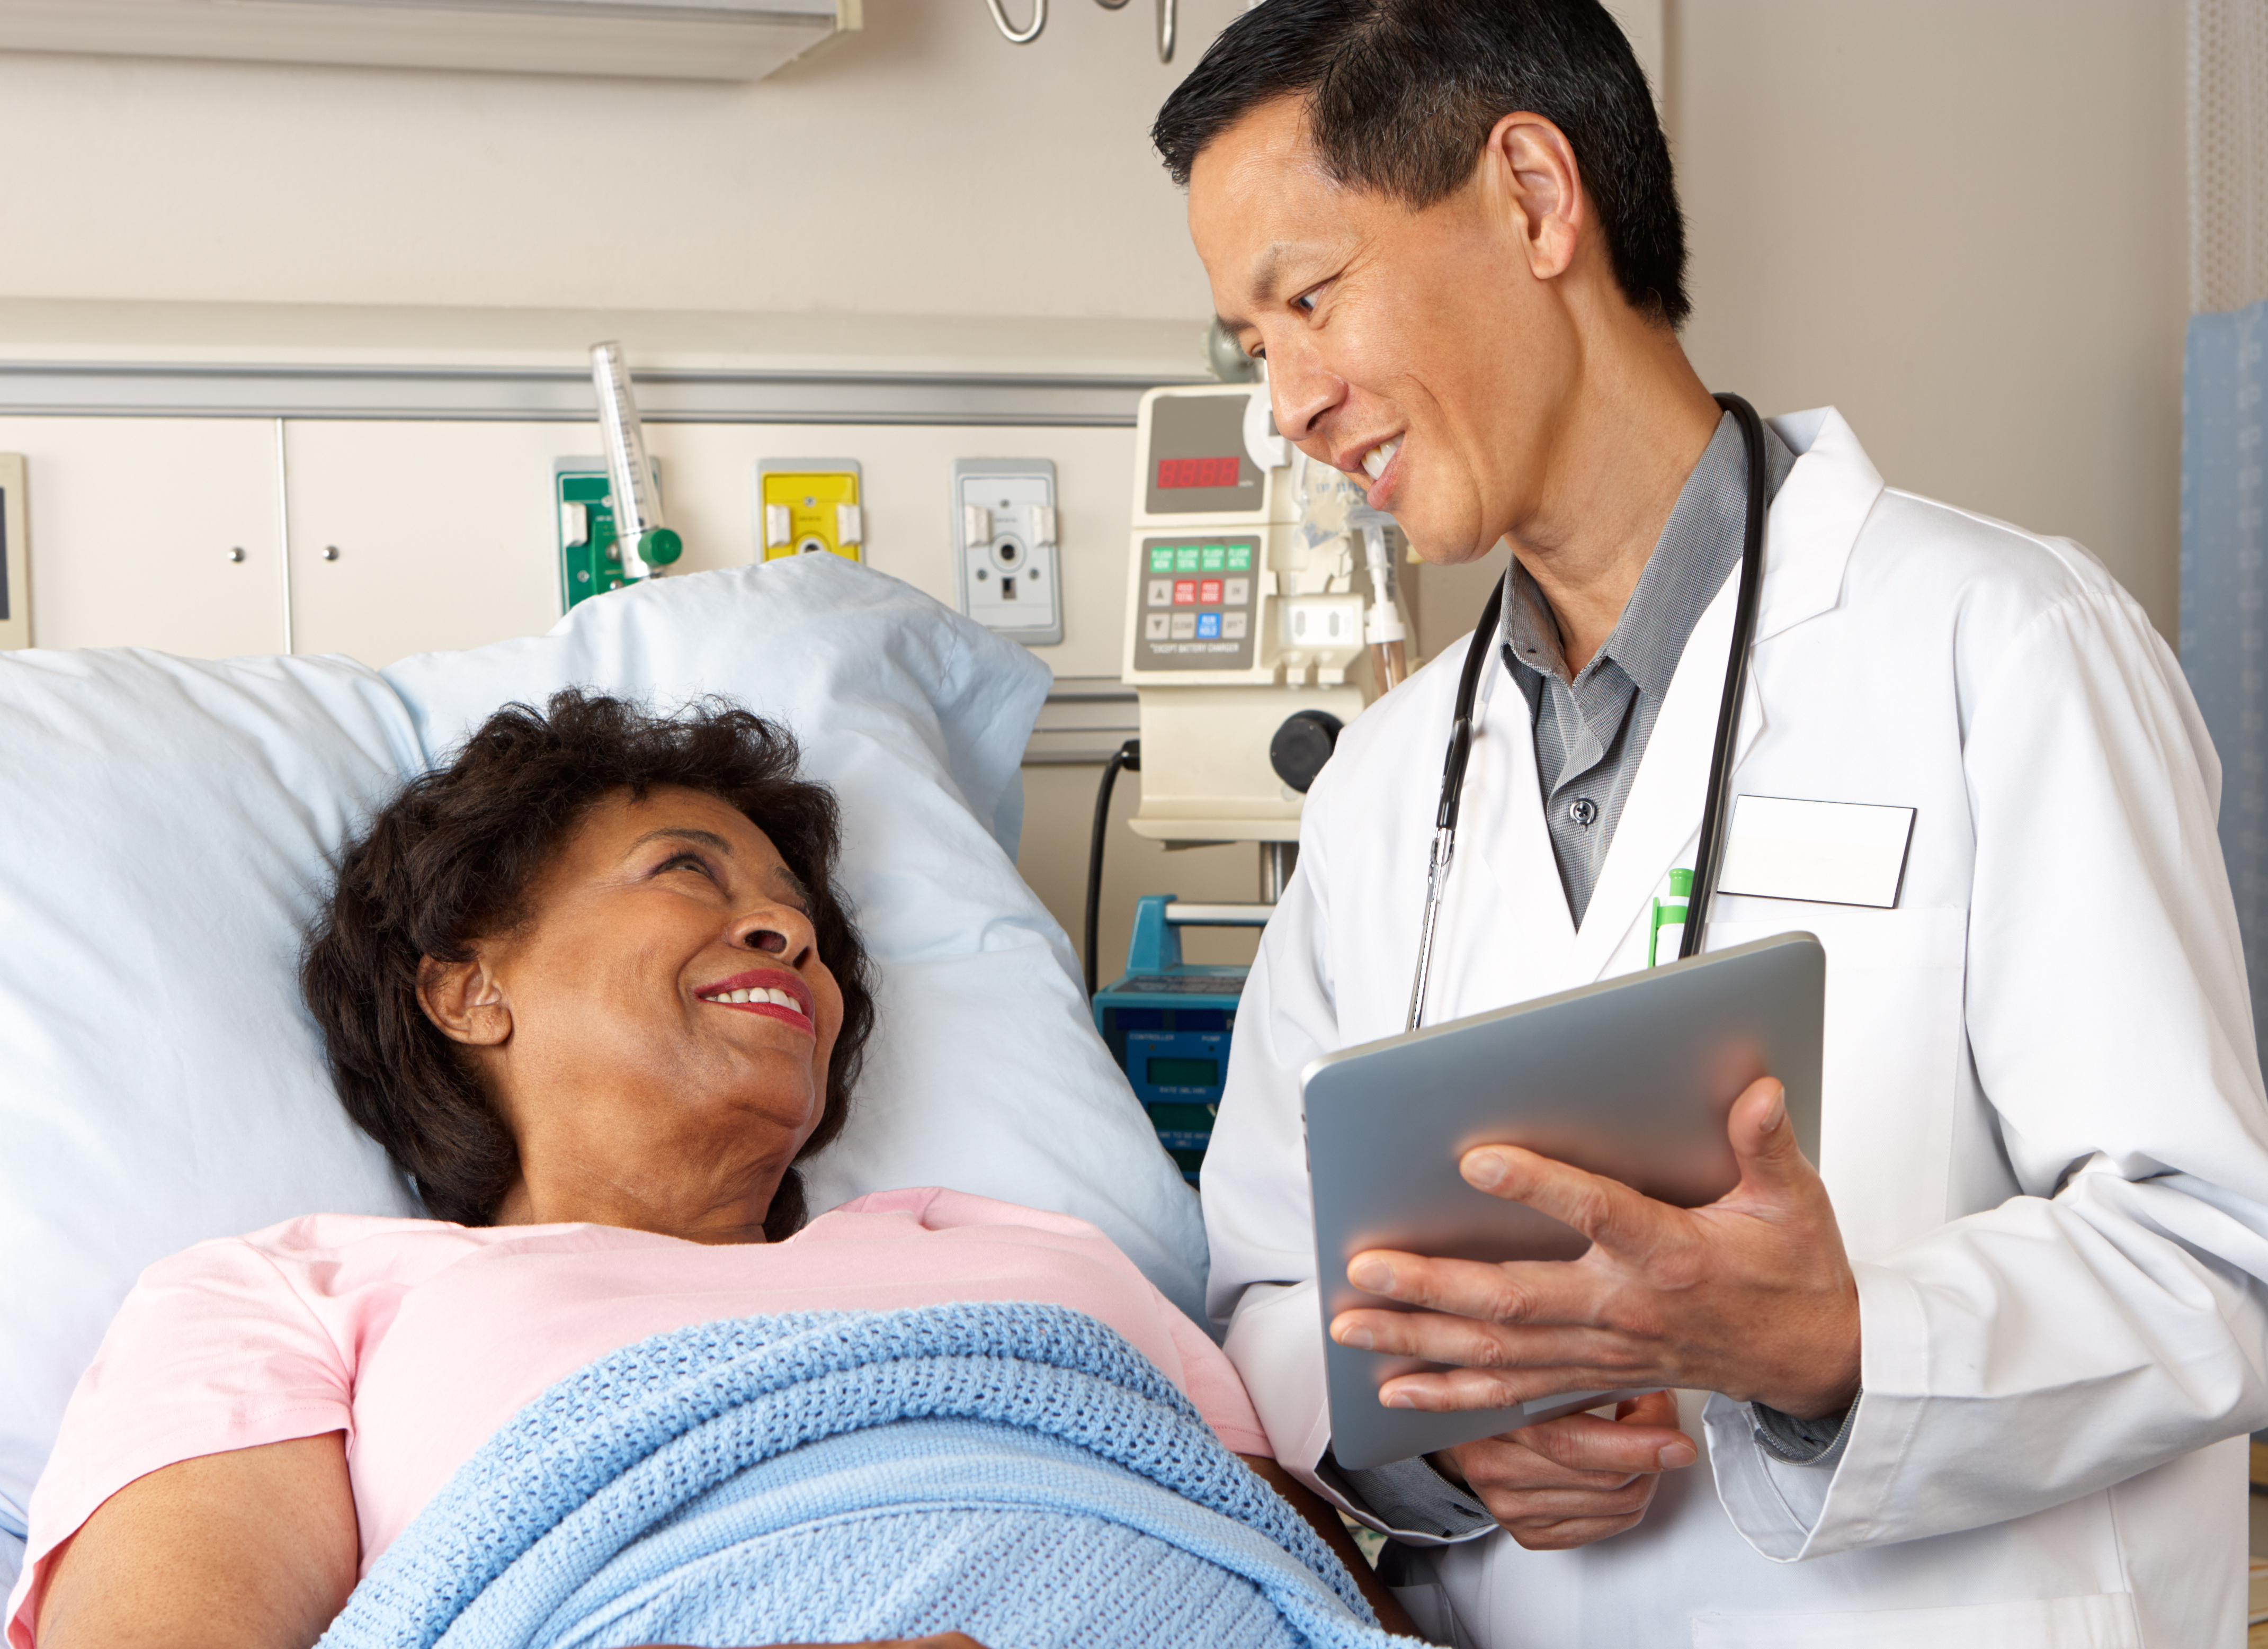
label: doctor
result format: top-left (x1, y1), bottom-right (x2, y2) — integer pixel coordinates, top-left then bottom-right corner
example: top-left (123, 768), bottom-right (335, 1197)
top-left (1160, 1), bottom-right (2268, 1644)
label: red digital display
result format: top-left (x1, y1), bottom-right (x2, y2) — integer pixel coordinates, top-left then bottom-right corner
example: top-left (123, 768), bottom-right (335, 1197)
top-left (1157, 455), bottom-right (1242, 490)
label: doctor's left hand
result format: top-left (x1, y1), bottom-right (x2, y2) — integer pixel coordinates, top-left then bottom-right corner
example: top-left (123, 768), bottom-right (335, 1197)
top-left (1329, 1077), bottom-right (1861, 1421)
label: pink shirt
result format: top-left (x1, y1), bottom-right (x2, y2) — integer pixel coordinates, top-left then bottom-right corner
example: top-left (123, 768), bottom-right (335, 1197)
top-left (7, 1188), bottom-right (1264, 1648)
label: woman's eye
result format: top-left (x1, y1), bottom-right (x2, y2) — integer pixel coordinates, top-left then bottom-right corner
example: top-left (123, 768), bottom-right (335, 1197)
top-left (658, 852), bottom-right (717, 881)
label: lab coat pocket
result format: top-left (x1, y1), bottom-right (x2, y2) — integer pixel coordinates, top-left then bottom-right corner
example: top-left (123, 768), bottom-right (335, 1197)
top-left (1710, 902), bottom-right (1969, 1261)
top-left (1690, 1590), bottom-right (2142, 1647)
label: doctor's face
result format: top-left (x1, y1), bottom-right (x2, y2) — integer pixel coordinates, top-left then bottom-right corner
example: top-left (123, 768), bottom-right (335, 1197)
top-left (1187, 96), bottom-right (1582, 566)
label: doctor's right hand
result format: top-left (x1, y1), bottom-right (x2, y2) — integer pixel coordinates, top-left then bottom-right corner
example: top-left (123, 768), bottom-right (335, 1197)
top-left (1431, 1388), bottom-right (1695, 1551)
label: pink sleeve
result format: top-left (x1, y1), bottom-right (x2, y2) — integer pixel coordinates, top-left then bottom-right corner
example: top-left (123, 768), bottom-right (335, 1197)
top-left (5, 1234), bottom-right (360, 1648)
top-left (1165, 1307), bottom-right (1271, 1457)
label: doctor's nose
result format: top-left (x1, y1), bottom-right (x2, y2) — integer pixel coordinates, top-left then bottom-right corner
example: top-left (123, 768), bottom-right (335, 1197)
top-left (1265, 344), bottom-right (1344, 449)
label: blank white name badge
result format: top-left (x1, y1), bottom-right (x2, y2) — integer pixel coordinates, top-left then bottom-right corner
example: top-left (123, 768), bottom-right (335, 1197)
top-left (1715, 795), bottom-right (1917, 909)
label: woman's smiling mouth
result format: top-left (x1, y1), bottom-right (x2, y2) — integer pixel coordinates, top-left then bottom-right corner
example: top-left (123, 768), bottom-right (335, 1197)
top-left (696, 967), bottom-right (815, 1035)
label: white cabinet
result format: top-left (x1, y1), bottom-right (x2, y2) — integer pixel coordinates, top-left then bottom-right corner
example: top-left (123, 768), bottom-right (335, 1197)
top-left (281, 421), bottom-right (564, 667)
top-left (0, 417), bottom-right (287, 657)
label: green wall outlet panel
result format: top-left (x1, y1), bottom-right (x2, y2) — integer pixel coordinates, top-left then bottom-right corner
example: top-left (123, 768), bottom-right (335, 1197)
top-left (556, 455), bottom-right (667, 614)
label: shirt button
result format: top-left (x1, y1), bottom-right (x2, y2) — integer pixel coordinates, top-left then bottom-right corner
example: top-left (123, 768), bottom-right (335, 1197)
top-left (1568, 797), bottom-right (1598, 828)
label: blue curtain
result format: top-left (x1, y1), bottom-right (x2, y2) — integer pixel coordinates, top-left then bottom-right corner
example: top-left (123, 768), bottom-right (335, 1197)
top-left (2183, 300), bottom-right (2268, 1067)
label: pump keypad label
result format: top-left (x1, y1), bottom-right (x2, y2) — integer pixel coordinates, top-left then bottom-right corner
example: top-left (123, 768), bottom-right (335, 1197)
top-left (1136, 536), bottom-right (1260, 671)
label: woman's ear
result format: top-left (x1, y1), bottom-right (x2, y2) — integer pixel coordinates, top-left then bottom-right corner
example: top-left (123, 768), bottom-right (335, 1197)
top-left (416, 954), bottom-right (512, 1047)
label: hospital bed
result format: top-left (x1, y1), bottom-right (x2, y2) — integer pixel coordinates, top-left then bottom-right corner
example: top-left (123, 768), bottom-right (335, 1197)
top-left (0, 553), bottom-right (1208, 1599)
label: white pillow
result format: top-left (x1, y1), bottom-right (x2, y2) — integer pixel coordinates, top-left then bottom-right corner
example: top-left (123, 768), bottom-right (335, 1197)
top-left (0, 555), bottom-right (1205, 1596)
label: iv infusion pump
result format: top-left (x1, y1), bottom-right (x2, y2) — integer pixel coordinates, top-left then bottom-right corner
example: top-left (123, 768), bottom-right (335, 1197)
top-left (1120, 383), bottom-right (1412, 845)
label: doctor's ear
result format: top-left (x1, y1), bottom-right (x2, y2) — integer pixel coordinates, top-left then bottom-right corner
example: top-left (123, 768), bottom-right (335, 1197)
top-left (1481, 112), bottom-right (1586, 285)
top-left (416, 953), bottom-right (512, 1048)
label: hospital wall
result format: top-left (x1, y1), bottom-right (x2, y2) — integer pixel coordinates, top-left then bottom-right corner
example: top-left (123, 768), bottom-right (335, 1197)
top-left (0, 0), bottom-right (2186, 977)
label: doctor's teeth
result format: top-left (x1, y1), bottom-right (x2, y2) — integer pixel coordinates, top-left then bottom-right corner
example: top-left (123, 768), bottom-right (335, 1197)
top-left (1361, 440), bottom-right (1399, 480)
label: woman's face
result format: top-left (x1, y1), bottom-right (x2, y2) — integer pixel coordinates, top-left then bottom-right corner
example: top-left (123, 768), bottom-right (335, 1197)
top-left (418, 783), bottom-right (847, 1242)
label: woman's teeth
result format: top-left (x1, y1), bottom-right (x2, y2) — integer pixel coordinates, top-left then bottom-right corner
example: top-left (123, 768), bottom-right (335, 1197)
top-left (1361, 440), bottom-right (1400, 480)
top-left (710, 987), bottom-right (802, 1011)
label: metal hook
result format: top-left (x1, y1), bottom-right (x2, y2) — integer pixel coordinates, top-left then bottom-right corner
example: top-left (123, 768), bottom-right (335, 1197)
top-left (1157, 0), bottom-right (1174, 61)
top-left (985, 0), bottom-right (1044, 42)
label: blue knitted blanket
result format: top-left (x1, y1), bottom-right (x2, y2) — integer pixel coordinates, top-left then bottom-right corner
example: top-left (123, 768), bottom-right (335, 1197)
top-left (318, 1301), bottom-right (1421, 1649)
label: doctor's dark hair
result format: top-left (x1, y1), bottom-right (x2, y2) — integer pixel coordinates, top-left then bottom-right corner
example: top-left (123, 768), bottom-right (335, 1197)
top-left (300, 689), bottom-right (874, 1240)
top-left (1153, 0), bottom-right (1688, 327)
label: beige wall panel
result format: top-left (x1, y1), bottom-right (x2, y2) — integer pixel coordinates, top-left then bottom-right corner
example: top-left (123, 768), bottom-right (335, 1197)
top-left (0, 0), bottom-right (1242, 320)
top-left (1669, 0), bottom-right (2186, 635)
top-left (282, 420), bottom-right (564, 664)
top-left (644, 422), bottom-right (1141, 681)
top-left (0, 416), bottom-right (285, 656)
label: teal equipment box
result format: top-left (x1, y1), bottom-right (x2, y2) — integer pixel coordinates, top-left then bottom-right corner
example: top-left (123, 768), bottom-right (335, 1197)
top-left (1092, 894), bottom-right (1246, 1184)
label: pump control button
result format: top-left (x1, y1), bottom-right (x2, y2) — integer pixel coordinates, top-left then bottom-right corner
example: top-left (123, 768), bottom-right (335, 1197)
top-left (1147, 579), bottom-right (1172, 607)
top-left (1224, 577), bottom-right (1249, 605)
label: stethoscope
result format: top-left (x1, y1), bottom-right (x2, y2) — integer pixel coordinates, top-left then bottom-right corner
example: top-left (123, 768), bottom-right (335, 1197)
top-left (1404, 392), bottom-right (1772, 1033)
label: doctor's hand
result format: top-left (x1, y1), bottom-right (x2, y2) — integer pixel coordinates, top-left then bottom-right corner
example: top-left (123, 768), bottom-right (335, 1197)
top-left (1330, 1078), bottom-right (1861, 1422)
top-left (1432, 1388), bottom-right (1694, 1551)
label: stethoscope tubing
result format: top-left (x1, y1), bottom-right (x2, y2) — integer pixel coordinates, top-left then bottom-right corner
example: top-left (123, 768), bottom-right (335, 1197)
top-left (1403, 391), bottom-right (1771, 1031)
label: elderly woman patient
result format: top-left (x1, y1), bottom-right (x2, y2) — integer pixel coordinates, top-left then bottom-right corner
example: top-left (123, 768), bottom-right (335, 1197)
top-left (14, 693), bottom-right (1415, 1649)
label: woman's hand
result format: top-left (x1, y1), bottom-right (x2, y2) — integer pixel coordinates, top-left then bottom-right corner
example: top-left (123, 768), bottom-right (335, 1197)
top-left (1238, 1454), bottom-right (1419, 1638)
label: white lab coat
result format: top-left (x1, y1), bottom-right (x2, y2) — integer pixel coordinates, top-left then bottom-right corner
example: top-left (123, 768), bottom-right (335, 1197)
top-left (1203, 408), bottom-right (2268, 1648)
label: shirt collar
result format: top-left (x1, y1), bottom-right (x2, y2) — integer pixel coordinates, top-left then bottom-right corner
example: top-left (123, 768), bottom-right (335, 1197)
top-left (1499, 409), bottom-right (1795, 697)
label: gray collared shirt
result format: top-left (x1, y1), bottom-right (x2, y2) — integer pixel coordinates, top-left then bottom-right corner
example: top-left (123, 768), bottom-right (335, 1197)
top-left (1501, 410), bottom-right (1795, 927)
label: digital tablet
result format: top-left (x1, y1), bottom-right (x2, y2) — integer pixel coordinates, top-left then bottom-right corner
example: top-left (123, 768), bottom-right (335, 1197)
top-left (1303, 931), bottom-right (1825, 1472)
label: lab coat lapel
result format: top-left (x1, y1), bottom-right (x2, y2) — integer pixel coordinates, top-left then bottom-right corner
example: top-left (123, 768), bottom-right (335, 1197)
top-left (1755, 407), bottom-right (1885, 644)
top-left (1568, 407), bottom-right (1886, 980)
top-left (1570, 581), bottom-right (1739, 981)
top-left (1452, 651), bottom-right (1580, 1009)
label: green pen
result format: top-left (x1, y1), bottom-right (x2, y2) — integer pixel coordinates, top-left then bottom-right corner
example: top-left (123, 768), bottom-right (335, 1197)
top-left (1649, 866), bottom-right (1693, 967)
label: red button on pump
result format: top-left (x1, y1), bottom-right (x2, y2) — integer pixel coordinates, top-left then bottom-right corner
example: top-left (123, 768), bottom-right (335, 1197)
top-left (1173, 580), bottom-right (1199, 605)
top-left (1198, 579), bottom-right (1223, 605)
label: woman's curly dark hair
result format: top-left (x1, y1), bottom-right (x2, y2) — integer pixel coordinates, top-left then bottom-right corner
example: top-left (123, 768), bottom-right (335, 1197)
top-left (300, 688), bottom-right (874, 1241)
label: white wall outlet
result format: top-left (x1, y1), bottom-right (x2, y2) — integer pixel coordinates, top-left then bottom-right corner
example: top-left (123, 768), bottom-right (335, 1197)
top-left (953, 457), bottom-right (1060, 647)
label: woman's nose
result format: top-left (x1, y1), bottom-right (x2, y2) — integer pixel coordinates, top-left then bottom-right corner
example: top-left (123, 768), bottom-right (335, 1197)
top-left (739, 910), bottom-right (814, 968)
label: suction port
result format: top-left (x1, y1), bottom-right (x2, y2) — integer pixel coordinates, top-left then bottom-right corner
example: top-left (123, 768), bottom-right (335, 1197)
top-left (1269, 709), bottom-right (1344, 794)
